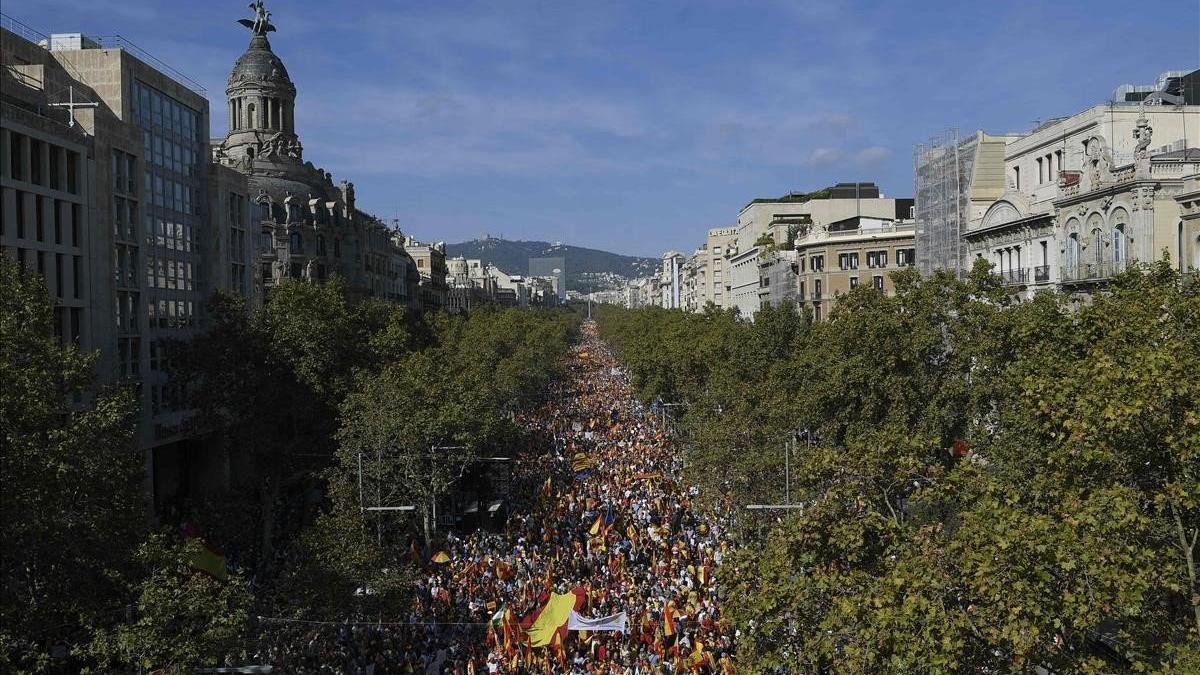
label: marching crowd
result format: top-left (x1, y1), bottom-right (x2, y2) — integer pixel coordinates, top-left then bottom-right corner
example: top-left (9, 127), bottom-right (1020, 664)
top-left (252, 322), bottom-right (737, 673)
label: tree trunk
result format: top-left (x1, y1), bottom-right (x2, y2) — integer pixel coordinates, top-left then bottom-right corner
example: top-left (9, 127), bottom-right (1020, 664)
top-left (1173, 502), bottom-right (1200, 635)
top-left (422, 506), bottom-right (433, 558)
top-left (260, 464), bottom-right (281, 574)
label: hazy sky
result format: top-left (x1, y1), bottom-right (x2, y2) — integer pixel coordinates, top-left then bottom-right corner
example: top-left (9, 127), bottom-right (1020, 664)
top-left (12, 0), bottom-right (1200, 256)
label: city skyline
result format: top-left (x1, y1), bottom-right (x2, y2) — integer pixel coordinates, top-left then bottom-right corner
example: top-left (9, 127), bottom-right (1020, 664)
top-left (8, 0), bottom-right (1199, 256)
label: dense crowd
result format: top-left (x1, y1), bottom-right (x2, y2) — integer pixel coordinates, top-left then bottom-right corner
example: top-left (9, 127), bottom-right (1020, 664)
top-left (251, 322), bottom-right (737, 673)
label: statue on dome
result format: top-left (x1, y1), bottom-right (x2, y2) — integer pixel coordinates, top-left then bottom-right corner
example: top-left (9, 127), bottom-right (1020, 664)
top-left (239, 0), bottom-right (276, 36)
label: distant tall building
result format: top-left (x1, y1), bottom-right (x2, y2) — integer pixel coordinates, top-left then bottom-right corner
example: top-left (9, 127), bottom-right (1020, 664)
top-left (529, 256), bottom-right (566, 302)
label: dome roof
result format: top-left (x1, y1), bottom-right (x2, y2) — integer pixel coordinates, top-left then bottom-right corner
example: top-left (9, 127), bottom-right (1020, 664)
top-left (228, 35), bottom-right (293, 88)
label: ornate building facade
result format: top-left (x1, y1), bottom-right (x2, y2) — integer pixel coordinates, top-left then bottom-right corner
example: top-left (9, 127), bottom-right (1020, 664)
top-left (963, 88), bottom-right (1200, 301)
top-left (213, 3), bottom-right (422, 307)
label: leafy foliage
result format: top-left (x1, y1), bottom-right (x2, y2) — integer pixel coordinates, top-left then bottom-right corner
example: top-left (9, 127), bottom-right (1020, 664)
top-left (86, 535), bottom-right (253, 674)
top-left (0, 258), bottom-right (144, 672)
top-left (599, 260), bottom-right (1200, 672)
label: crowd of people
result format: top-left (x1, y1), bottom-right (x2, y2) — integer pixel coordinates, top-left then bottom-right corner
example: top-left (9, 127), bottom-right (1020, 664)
top-left (251, 322), bottom-right (737, 673)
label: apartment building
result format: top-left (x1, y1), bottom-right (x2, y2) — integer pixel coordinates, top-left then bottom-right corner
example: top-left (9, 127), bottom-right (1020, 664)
top-left (794, 215), bottom-right (916, 321)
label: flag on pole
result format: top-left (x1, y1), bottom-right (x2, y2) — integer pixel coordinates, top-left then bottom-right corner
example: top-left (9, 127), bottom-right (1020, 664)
top-left (588, 513), bottom-right (604, 536)
top-left (567, 610), bottom-right (627, 633)
top-left (431, 550), bottom-right (451, 564)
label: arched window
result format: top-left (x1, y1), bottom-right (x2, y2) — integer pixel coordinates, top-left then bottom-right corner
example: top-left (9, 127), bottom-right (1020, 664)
top-left (246, 102), bottom-right (256, 129)
top-left (1091, 228), bottom-right (1104, 268)
top-left (290, 232), bottom-right (303, 254)
top-left (1112, 226), bottom-right (1125, 267)
top-left (1193, 232), bottom-right (1200, 272)
top-left (316, 235), bottom-right (326, 256)
top-left (258, 199), bottom-right (271, 223)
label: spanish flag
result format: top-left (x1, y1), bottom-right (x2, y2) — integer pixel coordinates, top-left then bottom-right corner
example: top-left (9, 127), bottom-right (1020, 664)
top-left (523, 587), bottom-right (586, 647)
top-left (663, 600), bottom-right (678, 638)
top-left (182, 523), bottom-right (227, 582)
top-left (431, 550), bottom-right (451, 564)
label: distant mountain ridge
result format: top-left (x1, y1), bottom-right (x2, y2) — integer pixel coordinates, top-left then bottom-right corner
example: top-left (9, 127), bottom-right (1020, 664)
top-left (445, 237), bottom-right (658, 291)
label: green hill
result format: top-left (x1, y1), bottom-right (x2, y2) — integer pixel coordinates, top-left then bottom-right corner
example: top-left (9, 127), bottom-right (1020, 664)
top-left (445, 237), bottom-right (658, 292)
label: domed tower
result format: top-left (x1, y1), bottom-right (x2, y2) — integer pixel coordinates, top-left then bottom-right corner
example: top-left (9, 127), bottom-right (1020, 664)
top-left (220, 0), bottom-right (302, 168)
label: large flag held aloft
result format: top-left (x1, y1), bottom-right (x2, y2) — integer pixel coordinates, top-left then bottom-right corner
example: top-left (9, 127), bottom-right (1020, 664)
top-left (572, 451), bottom-right (595, 474)
top-left (567, 610), bottom-right (627, 633)
top-left (524, 588), bottom-right (586, 647)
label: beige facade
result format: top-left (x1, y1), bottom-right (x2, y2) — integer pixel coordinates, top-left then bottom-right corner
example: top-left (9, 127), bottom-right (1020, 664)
top-left (406, 237), bottom-right (448, 310)
top-left (963, 100), bottom-right (1200, 299)
top-left (794, 216), bottom-right (916, 321)
top-left (698, 227), bottom-right (736, 309)
top-left (728, 186), bottom-right (910, 320)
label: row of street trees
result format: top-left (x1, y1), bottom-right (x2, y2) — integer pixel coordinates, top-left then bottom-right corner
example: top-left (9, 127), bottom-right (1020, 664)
top-left (597, 260), bottom-right (1199, 673)
top-left (1, 254), bottom-right (577, 672)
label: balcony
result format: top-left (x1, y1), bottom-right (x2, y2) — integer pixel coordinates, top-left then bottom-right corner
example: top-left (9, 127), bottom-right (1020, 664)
top-left (1000, 268), bottom-right (1028, 285)
top-left (1034, 265), bottom-right (1050, 283)
top-left (1061, 260), bottom-right (1127, 283)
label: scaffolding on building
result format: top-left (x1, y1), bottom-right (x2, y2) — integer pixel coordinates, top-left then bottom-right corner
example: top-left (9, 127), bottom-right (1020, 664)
top-left (914, 129), bottom-right (977, 277)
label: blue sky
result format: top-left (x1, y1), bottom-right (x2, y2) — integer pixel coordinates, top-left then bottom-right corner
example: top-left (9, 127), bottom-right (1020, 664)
top-left (14, 0), bottom-right (1200, 256)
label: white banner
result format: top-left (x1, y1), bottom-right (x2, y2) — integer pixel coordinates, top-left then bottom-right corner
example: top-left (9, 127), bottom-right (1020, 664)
top-left (567, 610), bottom-right (627, 633)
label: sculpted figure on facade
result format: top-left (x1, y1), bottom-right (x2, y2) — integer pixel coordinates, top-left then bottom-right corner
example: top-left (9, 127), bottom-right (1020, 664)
top-left (1084, 136), bottom-right (1112, 188)
top-left (1133, 112), bottom-right (1154, 160)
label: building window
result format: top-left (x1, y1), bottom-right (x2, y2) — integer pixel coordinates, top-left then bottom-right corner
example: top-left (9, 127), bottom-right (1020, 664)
top-left (811, 255), bottom-right (824, 271)
top-left (290, 231), bottom-right (303, 254)
top-left (849, 276), bottom-right (858, 289)
top-left (872, 275), bottom-right (884, 291)
top-left (316, 235), bottom-right (326, 256)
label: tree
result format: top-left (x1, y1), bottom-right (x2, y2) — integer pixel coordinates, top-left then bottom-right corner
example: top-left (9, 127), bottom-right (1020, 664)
top-left (600, 261), bottom-right (1200, 671)
top-left (86, 534), bottom-right (252, 674)
top-left (0, 257), bottom-right (144, 671)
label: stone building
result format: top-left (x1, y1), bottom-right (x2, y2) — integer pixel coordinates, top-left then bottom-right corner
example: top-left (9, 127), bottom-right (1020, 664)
top-left (695, 227), bottom-right (736, 309)
top-left (213, 3), bottom-right (421, 309)
top-left (658, 250), bottom-right (685, 309)
top-left (727, 185), bottom-right (909, 320)
top-left (404, 236), bottom-right (448, 310)
top-left (1, 18), bottom-right (257, 510)
top-left (793, 215), bottom-right (917, 321)
top-left (961, 70), bottom-right (1200, 300)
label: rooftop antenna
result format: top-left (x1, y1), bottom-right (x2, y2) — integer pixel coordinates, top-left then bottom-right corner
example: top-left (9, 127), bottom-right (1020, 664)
top-left (48, 85), bottom-right (98, 128)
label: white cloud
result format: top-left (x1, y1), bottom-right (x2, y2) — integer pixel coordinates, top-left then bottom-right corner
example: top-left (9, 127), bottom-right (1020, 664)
top-left (804, 147), bottom-right (844, 166)
top-left (852, 146), bottom-right (891, 167)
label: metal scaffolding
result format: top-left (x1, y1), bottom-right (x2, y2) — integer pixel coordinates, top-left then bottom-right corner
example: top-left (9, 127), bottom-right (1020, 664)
top-left (914, 129), bottom-right (977, 277)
